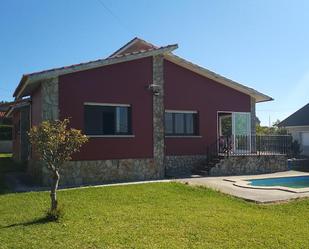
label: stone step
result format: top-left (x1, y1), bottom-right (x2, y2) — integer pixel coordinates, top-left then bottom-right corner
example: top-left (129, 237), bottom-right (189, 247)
top-left (192, 169), bottom-right (209, 176)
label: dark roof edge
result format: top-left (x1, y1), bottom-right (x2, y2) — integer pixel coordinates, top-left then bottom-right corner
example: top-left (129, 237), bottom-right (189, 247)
top-left (278, 103), bottom-right (309, 127)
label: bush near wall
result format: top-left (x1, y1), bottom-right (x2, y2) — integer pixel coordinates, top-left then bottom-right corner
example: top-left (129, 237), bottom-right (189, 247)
top-left (0, 125), bottom-right (12, 140)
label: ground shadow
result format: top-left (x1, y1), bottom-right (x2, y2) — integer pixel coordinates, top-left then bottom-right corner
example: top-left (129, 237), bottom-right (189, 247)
top-left (1, 216), bottom-right (54, 229)
top-left (0, 157), bottom-right (33, 195)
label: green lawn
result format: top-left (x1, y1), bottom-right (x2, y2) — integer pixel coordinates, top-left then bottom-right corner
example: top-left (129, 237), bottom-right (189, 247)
top-left (0, 153), bottom-right (12, 158)
top-left (1, 179), bottom-right (309, 249)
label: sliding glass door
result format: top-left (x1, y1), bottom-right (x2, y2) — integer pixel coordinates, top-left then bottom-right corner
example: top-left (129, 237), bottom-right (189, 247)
top-left (232, 112), bottom-right (251, 153)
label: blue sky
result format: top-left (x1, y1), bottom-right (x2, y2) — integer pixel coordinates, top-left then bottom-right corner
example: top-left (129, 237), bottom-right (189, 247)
top-left (1, 0), bottom-right (309, 125)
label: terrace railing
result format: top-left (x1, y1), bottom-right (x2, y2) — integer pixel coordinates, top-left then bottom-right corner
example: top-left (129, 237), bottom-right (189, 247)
top-left (218, 135), bottom-right (292, 156)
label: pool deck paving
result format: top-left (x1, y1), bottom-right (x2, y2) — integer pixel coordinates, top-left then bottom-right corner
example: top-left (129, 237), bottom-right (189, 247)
top-left (177, 171), bottom-right (309, 203)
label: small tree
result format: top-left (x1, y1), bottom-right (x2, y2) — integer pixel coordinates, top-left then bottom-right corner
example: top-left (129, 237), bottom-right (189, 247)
top-left (256, 119), bottom-right (288, 135)
top-left (28, 119), bottom-right (88, 213)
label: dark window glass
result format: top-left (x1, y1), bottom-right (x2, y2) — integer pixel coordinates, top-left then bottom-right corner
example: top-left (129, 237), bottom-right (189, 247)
top-left (165, 112), bottom-right (173, 134)
top-left (175, 113), bottom-right (185, 134)
top-left (102, 107), bottom-right (115, 135)
top-left (84, 106), bottom-right (103, 135)
top-left (116, 107), bottom-right (129, 133)
top-left (84, 105), bottom-right (131, 135)
top-left (165, 112), bottom-right (198, 136)
top-left (185, 113), bottom-right (194, 134)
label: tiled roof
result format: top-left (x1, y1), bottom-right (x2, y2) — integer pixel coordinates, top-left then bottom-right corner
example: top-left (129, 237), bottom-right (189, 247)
top-left (11, 37), bottom-right (272, 103)
top-left (26, 45), bottom-right (166, 77)
top-left (108, 37), bottom-right (157, 58)
top-left (13, 43), bottom-right (177, 97)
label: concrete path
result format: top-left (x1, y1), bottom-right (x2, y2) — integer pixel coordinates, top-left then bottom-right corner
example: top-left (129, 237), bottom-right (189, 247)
top-left (177, 171), bottom-right (309, 203)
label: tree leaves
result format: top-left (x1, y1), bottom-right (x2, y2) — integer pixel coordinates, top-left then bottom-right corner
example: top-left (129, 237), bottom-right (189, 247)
top-left (28, 119), bottom-right (88, 171)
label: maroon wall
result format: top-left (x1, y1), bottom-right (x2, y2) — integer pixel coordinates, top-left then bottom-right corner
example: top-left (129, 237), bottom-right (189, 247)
top-left (59, 57), bottom-right (154, 160)
top-left (31, 86), bottom-right (42, 127)
top-left (164, 59), bottom-right (251, 156)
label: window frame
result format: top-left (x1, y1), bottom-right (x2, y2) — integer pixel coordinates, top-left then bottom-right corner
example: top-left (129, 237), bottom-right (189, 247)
top-left (84, 102), bottom-right (133, 137)
top-left (164, 110), bottom-right (199, 137)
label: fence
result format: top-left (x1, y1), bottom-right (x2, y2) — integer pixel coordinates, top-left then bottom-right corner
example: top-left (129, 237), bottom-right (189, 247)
top-left (218, 135), bottom-right (292, 156)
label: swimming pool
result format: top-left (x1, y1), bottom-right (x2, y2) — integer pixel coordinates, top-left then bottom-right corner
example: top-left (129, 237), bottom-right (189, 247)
top-left (249, 175), bottom-right (309, 189)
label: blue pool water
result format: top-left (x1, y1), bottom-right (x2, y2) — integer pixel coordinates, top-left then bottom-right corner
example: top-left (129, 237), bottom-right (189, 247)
top-left (249, 176), bottom-right (309, 189)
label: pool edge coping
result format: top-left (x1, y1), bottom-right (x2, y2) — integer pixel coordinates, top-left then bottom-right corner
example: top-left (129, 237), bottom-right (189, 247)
top-left (228, 175), bottom-right (309, 193)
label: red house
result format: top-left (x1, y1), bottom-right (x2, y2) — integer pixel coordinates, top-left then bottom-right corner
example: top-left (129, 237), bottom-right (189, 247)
top-left (7, 38), bottom-right (273, 185)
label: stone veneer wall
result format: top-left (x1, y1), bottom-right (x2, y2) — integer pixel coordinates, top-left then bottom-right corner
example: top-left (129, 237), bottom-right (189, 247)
top-left (40, 158), bottom-right (160, 186)
top-left (209, 155), bottom-right (288, 176)
top-left (165, 155), bottom-right (207, 176)
top-left (27, 77), bottom-right (59, 180)
top-left (152, 55), bottom-right (165, 178)
top-left (41, 77), bottom-right (59, 120)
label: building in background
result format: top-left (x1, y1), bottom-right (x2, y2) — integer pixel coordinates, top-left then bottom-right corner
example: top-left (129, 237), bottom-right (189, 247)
top-left (279, 103), bottom-right (309, 156)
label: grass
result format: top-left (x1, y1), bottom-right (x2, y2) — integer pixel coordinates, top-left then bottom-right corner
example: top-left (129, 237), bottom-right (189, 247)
top-left (1, 179), bottom-right (309, 249)
top-left (0, 153), bottom-right (12, 158)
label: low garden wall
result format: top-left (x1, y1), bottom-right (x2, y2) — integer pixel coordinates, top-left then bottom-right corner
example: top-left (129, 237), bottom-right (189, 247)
top-left (288, 158), bottom-right (309, 172)
top-left (165, 155), bottom-right (207, 177)
top-left (29, 158), bottom-right (162, 186)
top-left (209, 155), bottom-right (288, 176)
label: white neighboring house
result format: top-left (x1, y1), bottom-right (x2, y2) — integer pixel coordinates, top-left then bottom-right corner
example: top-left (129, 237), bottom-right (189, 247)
top-left (279, 103), bottom-right (309, 156)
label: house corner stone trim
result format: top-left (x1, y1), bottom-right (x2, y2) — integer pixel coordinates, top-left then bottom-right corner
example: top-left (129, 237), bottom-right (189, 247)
top-left (41, 77), bottom-right (59, 121)
top-left (152, 55), bottom-right (165, 178)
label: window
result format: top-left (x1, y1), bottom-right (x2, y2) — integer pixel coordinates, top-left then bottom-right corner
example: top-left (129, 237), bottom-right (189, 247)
top-left (301, 132), bottom-right (309, 146)
top-left (165, 111), bottom-right (198, 136)
top-left (84, 104), bottom-right (132, 136)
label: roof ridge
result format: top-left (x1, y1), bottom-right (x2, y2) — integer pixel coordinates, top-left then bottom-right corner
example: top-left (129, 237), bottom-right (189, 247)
top-left (164, 53), bottom-right (272, 103)
top-left (108, 37), bottom-right (158, 58)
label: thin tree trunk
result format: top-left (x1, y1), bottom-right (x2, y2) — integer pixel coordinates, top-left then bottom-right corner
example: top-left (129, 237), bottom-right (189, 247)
top-left (50, 170), bottom-right (60, 211)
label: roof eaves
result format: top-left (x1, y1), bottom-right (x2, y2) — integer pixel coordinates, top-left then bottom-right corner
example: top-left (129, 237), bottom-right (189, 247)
top-left (165, 53), bottom-right (273, 103)
top-left (4, 98), bottom-right (31, 118)
top-left (14, 44), bottom-right (178, 99)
